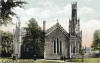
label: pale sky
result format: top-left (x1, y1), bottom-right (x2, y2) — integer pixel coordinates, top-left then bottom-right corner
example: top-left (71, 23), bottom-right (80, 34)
top-left (1, 0), bottom-right (100, 47)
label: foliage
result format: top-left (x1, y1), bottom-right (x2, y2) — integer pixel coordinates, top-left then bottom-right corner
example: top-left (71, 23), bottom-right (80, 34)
top-left (79, 48), bottom-right (85, 62)
top-left (21, 18), bottom-right (44, 58)
top-left (0, 31), bottom-right (13, 57)
top-left (92, 30), bottom-right (100, 50)
top-left (0, 0), bottom-right (26, 25)
top-left (80, 48), bottom-right (84, 55)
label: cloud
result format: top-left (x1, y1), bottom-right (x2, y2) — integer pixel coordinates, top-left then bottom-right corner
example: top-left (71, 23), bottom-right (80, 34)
top-left (56, 4), bottom-right (71, 18)
top-left (78, 6), bottom-right (100, 20)
top-left (12, 7), bottom-right (41, 27)
top-left (25, 8), bottom-right (41, 17)
top-left (39, 1), bottom-right (53, 6)
top-left (40, 9), bottom-right (53, 19)
top-left (79, 7), bottom-right (95, 14)
top-left (78, 7), bottom-right (96, 17)
top-left (81, 19), bottom-right (100, 47)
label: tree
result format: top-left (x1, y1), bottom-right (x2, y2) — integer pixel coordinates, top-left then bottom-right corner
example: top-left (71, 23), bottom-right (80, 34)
top-left (0, 0), bottom-right (26, 58)
top-left (92, 30), bottom-right (100, 63)
top-left (0, 31), bottom-right (13, 57)
top-left (92, 30), bottom-right (100, 50)
top-left (0, 30), bottom-right (3, 57)
top-left (21, 18), bottom-right (44, 59)
top-left (92, 30), bottom-right (100, 61)
top-left (0, 0), bottom-right (26, 25)
top-left (80, 48), bottom-right (85, 62)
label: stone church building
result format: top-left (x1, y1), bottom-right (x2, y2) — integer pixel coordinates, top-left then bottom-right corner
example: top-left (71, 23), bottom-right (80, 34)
top-left (44, 3), bottom-right (82, 59)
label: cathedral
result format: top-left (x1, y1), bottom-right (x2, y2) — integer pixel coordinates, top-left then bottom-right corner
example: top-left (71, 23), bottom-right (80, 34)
top-left (44, 2), bottom-right (82, 59)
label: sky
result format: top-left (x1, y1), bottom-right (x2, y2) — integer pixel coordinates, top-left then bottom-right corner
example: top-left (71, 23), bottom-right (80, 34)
top-left (1, 0), bottom-right (100, 47)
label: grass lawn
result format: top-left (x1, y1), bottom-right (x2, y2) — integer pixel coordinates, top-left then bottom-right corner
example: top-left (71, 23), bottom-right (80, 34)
top-left (0, 58), bottom-right (100, 63)
top-left (0, 58), bottom-right (61, 63)
top-left (83, 58), bottom-right (100, 63)
top-left (68, 58), bottom-right (100, 63)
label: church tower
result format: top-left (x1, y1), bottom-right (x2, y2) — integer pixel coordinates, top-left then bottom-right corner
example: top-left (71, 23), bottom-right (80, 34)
top-left (69, 2), bottom-right (82, 58)
top-left (69, 2), bottom-right (80, 36)
top-left (13, 18), bottom-right (21, 59)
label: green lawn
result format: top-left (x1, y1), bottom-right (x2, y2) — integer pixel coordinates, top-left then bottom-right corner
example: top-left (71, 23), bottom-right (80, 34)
top-left (67, 58), bottom-right (100, 63)
top-left (83, 58), bottom-right (100, 63)
top-left (0, 59), bottom-right (60, 63)
top-left (0, 58), bottom-right (100, 63)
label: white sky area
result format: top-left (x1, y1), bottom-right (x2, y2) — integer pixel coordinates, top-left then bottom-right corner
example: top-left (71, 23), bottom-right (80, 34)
top-left (1, 0), bottom-right (100, 47)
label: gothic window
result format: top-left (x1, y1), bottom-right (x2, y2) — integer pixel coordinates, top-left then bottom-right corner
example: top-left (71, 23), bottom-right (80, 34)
top-left (71, 41), bottom-right (73, 53)
top-left (73, 46), bottom-right (75, 53)
top-left (73, 42), bottom-right (76, 53)
top-left (53, 38), bottom-right (62, 55)
top-left (60, 41), bottom-right (62, 55)
top-left (57, 38), bottom-right (59, 54)
top-left (53, 40), bottom-right (56, 54)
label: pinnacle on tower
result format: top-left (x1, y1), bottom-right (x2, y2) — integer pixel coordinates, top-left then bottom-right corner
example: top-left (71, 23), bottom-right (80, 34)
top-left (43, 20), bottom-right (46, 32)
top-left (57, 19), bottom-right (59, 23)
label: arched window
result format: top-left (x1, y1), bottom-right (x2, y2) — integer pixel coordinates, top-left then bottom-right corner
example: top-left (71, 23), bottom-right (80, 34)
top-left (53, 39), bottom-right (62, 55)
top-left (57, 38), bottom-right (59, 53)
top-left (60, 41), bottom-right (62, 55)
top-left (53, 40), bottom-right (56, 54)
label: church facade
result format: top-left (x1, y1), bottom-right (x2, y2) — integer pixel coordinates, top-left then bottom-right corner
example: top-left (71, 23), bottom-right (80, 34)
top-left (44, 3), bottom-right (82, 59)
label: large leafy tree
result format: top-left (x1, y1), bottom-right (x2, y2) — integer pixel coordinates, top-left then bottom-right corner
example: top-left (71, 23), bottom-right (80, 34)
top-left (0, 0), bottom-right (26, 25)
top-left (21, 18), bottom-right (44, 58)
top-left (0, 31), bottom-right (13, 57)
top-left (92, 30), bottom-right (100, 50)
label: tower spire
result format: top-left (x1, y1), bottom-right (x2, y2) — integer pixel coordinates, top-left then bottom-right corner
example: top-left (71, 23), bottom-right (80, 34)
top-left (56, 19), bottom-right (59, 24)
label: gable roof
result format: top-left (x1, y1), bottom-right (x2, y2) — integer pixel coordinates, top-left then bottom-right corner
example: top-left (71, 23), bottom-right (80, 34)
top-left (46, 23), bottom-right (69, 38)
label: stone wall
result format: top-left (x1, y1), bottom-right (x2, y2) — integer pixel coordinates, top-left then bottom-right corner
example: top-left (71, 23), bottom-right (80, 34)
top-left (44, 28), bottom-right (69, 59)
